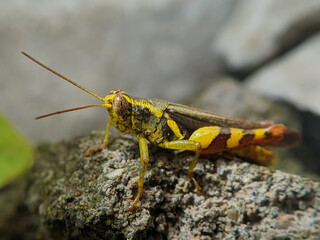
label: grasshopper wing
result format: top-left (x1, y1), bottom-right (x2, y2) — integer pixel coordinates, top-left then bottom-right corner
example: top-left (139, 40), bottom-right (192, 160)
top-left (166, 102), bottom-right (273, 134)
top-left (165, 103), bottom-right (300, 147)
top-left (263, 129), bottom-right (301, 147)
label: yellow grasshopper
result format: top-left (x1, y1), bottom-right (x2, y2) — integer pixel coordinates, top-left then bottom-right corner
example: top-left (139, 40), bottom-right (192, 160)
top-left (22, 52), bottom-right (300, 211)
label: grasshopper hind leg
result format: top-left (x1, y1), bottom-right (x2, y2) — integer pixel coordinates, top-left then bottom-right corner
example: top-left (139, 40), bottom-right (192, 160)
top-left (229, 145), bottom-right (278, 166)
top-left (188, 149), bottom-right (202, 195)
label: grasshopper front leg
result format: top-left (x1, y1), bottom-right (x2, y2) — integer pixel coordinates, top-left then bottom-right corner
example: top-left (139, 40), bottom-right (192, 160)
top-left (84, 118), bottom-right (112, 157)
top-left (161, 140), bottom-right (202, 195)
top-left (129, 135), bottom-right (150, 212)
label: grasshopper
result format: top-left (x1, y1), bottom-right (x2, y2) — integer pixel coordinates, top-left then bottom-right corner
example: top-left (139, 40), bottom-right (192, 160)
top-left (22, 52), bottom-right (300, 211)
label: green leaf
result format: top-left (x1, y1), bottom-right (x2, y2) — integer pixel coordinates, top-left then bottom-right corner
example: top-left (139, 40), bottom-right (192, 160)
top-left (0, 114), bottom-right (34, 188)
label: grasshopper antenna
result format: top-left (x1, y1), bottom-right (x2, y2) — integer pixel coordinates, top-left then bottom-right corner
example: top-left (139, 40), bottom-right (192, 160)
top-left (21, 51), bottom-right (104, 101)
top-left (35, 104), bottom-right (105, 120)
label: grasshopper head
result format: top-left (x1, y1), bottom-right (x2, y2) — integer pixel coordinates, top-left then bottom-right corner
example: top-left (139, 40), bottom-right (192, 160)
top-left (104, 89), bottom-right (133, 133)
top-left (104, 89), bottom-right (131, 114)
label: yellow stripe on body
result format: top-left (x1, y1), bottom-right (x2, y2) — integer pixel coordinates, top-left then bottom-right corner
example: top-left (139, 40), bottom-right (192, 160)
top-left (189, 126), bottom-right (221, 149)
top-left (134, 101), bottom-right (163, 119)
top-left (226, 128), bottom-right (245, 149)
top-left (131, 100), bottom-right (164, 132)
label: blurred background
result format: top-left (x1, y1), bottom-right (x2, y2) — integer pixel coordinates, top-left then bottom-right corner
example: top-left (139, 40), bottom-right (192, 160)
top-left (1, 0), bottom-right (320, 177)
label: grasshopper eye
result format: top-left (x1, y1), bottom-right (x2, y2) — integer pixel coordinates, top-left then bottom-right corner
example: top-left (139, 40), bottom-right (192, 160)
top-left (113, 94), bottom-right (129, 116)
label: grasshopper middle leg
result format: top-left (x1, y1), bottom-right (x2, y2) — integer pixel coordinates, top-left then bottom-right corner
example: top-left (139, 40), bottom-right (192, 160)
top-left (161, 140), bottom-right (202, 194)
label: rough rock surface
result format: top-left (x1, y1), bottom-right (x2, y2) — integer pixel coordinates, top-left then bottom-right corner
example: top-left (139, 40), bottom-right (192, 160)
top-left (2, 132), bottom-right (319, 239)
top-left (214, 0), bottom-right (320, 70)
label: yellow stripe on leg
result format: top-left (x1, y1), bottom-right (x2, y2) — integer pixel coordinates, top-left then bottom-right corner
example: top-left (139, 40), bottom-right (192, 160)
top-left (253, 128), bottom-right (266, 140)
top-left (227, 128), bottom-right (244, 149)
top-left (189, 126), bottom-right (220, 149)
top-left (167, 119), bottom-right (184, 139)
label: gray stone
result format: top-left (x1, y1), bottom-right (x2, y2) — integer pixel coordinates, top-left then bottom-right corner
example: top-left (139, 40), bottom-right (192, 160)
top-left (245, 34), bottom-right (320, 174)
top-left (1, 132), bottom-right (319, 239)
top-left (214, 0), bottom-right (320, 70)
top-left (246, 33), bottom-right (320, 116)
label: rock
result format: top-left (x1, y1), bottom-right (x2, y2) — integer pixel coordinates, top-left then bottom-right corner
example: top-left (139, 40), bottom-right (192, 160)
top-left (1, 132), bottom-right (319, 239)
top-left (214, 0), bottom-right (320, 71)
top-left (245, 34), bottom-right (320, 174)
top-left (1, 0), bottom-right (235, 143)
top-left (246, 33), bottom-right (320, 116)
top-left (0, 180), bottom-right (47, 240)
